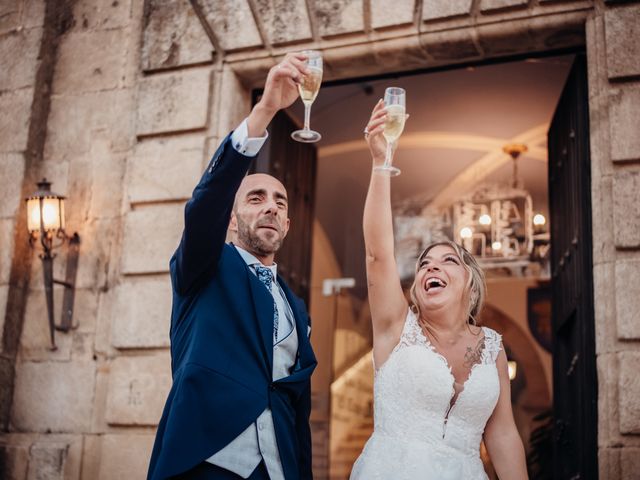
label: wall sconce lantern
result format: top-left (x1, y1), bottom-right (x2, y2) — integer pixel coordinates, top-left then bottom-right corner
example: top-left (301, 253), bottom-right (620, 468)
top-left (507, 360), bottom-right (518, 381)
top-left (25, 178), bottom-right (80, 350)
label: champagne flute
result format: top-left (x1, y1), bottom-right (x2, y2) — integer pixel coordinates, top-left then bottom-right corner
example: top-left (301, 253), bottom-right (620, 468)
top-left (374, 87), bottom-right (406, 176)
top-left (291, 50), bottom-right (323, 143)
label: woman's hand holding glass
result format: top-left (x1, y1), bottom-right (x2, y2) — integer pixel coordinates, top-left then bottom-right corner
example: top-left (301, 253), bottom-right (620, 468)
top-left (364, 88), bottom-right (407, 176)
top-left (364, 99), bottom-right (390, 165)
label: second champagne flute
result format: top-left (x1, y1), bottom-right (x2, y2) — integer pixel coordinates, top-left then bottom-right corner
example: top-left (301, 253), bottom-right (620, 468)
top-left (291, 50), bottom-right (323, 143)
top-left (374, 87), bottom-right (406, 176)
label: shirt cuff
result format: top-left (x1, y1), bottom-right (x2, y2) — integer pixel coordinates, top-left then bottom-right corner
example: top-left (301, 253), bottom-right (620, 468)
top-left (231, 118), bottom-right (268, 157)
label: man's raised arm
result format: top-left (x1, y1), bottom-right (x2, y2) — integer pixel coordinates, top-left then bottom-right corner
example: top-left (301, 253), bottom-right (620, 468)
top-left (170, 52), bottom-right (309, 295)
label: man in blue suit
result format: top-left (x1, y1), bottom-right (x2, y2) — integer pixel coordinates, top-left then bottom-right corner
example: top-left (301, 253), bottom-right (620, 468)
top-left (148, 52), bottom-right (317, 480)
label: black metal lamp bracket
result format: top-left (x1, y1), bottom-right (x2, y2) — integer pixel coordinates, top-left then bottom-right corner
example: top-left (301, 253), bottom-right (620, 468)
top-left (41, 233), bottom-right (80, 350)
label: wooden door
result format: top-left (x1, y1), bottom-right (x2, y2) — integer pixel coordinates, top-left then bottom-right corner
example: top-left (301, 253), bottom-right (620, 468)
top-left (251, 111), bottom-right (317, 305)
top-left (547, 53), bottom-right (598, 479)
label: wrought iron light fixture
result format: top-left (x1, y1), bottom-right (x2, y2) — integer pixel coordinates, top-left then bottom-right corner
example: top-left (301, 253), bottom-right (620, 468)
top-left (452, 143), bottom-right (549, 274)
top-left (393, 143), bottom-right (550, 280)
top-left (25, 178), bottom-right (80, 350)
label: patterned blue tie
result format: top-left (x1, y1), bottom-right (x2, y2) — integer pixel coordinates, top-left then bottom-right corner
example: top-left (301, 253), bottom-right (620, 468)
top-left (255, 265), bottom-right (279, 342)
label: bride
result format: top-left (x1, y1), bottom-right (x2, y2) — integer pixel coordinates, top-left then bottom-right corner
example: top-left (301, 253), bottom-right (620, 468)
top-left (350, 100), bottom-right (528, 479)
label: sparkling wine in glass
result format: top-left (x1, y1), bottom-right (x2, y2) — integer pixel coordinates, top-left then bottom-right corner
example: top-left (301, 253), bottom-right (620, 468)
top-left (374, 87), bottom-right (406, 176)
top-left (291, 50), bottom-right (323, 143)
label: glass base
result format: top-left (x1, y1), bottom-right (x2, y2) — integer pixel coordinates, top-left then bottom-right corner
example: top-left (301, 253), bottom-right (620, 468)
top-left (373, 164), bottom-right (401, 176)
top-left (291, 129), bottom-right (321, 143)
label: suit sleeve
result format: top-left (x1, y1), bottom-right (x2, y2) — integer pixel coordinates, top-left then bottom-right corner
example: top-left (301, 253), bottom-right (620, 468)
top-left (170, 134), bottom-right (254, 296)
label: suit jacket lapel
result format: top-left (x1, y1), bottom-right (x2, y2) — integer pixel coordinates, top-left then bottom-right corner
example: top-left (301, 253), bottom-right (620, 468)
top-left (229, 246), bottom-right (274, 369)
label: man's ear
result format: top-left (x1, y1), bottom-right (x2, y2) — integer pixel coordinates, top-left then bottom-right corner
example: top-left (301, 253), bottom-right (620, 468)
top-left (229, 212), bottom-right (238, 233)
top-left (282, 217), bottom-right (290, 239)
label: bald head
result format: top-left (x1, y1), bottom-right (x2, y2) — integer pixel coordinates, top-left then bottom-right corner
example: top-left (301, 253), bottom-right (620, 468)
top-left (229, 173), bottom-right (290, 264)
top-left (233, 174), bottom-right (288, 212)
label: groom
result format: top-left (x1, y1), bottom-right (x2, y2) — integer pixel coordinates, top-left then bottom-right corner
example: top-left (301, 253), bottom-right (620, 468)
top-left (147, 52), bottom-right (317, 480)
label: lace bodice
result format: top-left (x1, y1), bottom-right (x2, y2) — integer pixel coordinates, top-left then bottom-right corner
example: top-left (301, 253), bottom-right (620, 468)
top-left (350, 310), bottom-right (502, 480)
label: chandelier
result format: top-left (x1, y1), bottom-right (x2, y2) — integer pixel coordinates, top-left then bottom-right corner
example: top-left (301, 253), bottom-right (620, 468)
top-left (451, 144), bottom-right (549, 274)
top-left (393, 143), bottom-right (550, 280)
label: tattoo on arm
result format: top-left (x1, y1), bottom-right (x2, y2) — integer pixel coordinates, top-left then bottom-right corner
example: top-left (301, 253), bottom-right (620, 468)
top-left (463, 337), bottom-right (485, 368)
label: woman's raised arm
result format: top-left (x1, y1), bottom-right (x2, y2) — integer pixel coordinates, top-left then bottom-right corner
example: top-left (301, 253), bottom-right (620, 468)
top-left (363, 100), bottom-right (409, 366)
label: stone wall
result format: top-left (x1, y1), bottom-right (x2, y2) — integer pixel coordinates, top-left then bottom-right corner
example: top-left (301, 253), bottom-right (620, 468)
top-left (1, 0), bottom-right (639, 478)
top-left (586, 3), bottom-right (640, 478)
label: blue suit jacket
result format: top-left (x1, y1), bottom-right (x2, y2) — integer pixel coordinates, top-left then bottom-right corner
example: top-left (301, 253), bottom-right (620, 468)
top-left (147, 135), bottom-right (317, 479)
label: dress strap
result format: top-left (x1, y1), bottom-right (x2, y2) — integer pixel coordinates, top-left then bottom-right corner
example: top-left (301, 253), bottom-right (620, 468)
top-left (394, 309), bottom-right (428, 352)
top-left (481, 327), bottom-right (503, 364)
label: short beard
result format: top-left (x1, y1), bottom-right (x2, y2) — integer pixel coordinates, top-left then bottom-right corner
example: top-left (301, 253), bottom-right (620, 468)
top-left (235, 214), bottom-right (283, 257)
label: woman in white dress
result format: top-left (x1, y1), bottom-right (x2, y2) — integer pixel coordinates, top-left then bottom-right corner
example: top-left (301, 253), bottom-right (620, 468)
top-left (350, 100), bottom-right (528, 480)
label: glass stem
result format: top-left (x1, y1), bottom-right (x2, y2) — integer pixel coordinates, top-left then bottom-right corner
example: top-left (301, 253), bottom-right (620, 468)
top-left (384, 140), bottom-right (393, 166)
top-left (303, 103), bottom-right (311, 131)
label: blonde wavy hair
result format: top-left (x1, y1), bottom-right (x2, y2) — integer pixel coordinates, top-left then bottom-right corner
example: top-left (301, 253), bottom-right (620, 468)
top-left (409, 240), bottom-right (486, 328)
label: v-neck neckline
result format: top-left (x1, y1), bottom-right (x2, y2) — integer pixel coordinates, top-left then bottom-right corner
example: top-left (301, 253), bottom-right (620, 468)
top-left (418, 324), bottom-right (488, 404)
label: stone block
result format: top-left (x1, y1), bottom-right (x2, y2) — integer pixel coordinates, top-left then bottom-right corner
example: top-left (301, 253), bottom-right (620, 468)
top-left (142, 0), bottom-right (213, 72)
top-left (127, 134), bottom-right (205, 203)
top-left (0, 154), bottom-right (25, 218)
top-left (599, 447), bottom-right (621, 480)
top-left (615, 259), bottom-right (640, 339)
top-left (373, 36), bottom-right (430, 74)
top-left (72, 0), bottom-right (132, 31)
top-left (45, 89), bottom-right (136, 157)
top-left (22, 0), bottom-right (46, 29)
top-left (214, 68), bottom-right (251, 137)
top-left (84, 140), bottom-right (126, 220)
top-left (609, 86), bottom-right (640, 163)
top-left (612, 170), bottom-right (640, 248)
top-left (0, 88), bottom-right (33, 153)
top-left (0, 285), bottom-right (8, 345)
top-left (55, 218), bottom-right (119, 292)
top-left (0, 2), bottom-right (20, 34)
top-left (136, 68), bottom-right (211, 137)
top-left (480, 0), bottom-right (528, 12)
top-left (96, 434), bottom-right (155, 480)
top-left (121, 203), bottom-right (183, 274)
top-left (0, 219), bottom-right (16, 285)
top-left (0, 28), bottom-right (42, 90)
top-left (420, 28), bottom-right (480, 61)
top-left (597, 353), bottom-right (619, 446)
top-left (52, 30), bottom-right (126, 95)
top-left (371, 0), bottom-right (414, 29)
top-left (27, 442), bottom-right (69, 480)
top-left (254, 0), bottom-right (312, 44)
top-left (323, 43), bottom-right (377, 81)
top-left (422, 0), bottom-right (472, 21)
top-left (593, 262), bottom-right (617, 354)
top-left (55, 147), bottom-right (124, 228)
top-left (313, 0), bottom-right (364, 37)
top-left (105, 354), bottom-right (171, 425)
top-left (0, 441), bottom-right (30, 480)
top-left (198, 0), bottom-right (262, 51)
top-left (619, 351), bottom-right (640, 434)
top-left (476, 18), bottom-right (533, 56)
top-left (11, 361), bottom-right (96, 432)
top-left (621, 448), bottom-right (640, 480)
top-left (111, 276), bottom-right (171, 348)
top-left (591, 175), bottom-right (615, 265)
top-left (604, 5), bottom-right (640, 80)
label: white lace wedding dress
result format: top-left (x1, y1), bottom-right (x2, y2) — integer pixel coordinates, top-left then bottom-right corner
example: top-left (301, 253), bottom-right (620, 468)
top-left (350, 310), bottom-right (502, 480)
